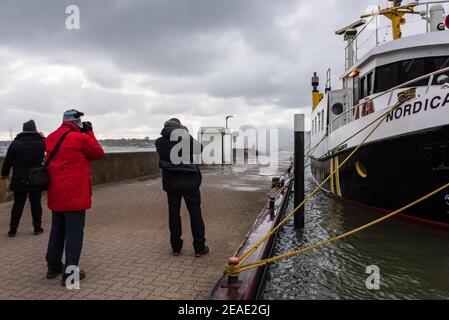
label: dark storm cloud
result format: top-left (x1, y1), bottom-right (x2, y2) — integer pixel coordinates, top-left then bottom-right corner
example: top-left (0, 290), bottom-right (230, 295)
top-left (0, 0), bottom-right (377, 137)
top-left (0, 0), bottom-right (292, 73)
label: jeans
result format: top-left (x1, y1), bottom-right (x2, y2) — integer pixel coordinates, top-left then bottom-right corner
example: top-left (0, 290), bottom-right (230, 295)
top-left (10, 191), bottom-right (42, 228)
top-left (167, 188), bottom-right (206, 253)
top-left (46, 211), bottom-right (86, 274)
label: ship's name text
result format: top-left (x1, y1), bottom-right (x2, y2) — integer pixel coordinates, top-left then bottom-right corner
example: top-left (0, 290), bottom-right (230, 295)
top-left (386, 92), bottom-right (449, 122)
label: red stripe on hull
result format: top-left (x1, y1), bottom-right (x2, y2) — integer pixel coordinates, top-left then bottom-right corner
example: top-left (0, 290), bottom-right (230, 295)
top-left (333, 195), bottom-right (449, 230)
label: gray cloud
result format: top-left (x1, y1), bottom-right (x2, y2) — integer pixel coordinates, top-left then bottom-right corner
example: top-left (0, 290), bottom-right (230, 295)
top-left (0, 0), bottom-right (376, 138)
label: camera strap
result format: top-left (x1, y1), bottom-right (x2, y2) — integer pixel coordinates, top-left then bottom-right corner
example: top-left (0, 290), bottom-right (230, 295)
top-left (45, 129), bottom-right (74, 167)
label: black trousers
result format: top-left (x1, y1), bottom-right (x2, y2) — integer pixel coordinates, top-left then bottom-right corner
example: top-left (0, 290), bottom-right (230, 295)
top-left (167, 188), bottom-right (206, 253)
top-left (10, 191), bottom-right (42, 228)
top-left (46, 211), bottom-right (86, 274)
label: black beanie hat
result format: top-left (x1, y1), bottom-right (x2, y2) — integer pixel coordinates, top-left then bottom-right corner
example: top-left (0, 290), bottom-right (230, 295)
top-left (169, 118), bottom-right (181, 124)
top-left (23, 120), bottom-right (37, 132)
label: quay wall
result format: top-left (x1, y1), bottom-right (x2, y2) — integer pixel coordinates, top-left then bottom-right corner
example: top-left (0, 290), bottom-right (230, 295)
top-left (0, 152), bottom-right (160, 203)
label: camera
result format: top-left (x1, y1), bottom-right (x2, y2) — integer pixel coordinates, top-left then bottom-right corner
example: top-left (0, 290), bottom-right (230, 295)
top-left (81, 121), bottom-right (93, 133)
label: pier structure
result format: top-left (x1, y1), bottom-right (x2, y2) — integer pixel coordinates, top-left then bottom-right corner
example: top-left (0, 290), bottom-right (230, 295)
top-left (0, 152), bottom-right (283, 300)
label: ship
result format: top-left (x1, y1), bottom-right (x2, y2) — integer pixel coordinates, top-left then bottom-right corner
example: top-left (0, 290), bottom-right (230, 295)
top-left (309, 0), bottom-right (449, 227)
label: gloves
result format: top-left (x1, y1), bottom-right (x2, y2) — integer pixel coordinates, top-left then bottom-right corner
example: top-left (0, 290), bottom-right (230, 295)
top-left (82, 121), bottom-right (93, 133)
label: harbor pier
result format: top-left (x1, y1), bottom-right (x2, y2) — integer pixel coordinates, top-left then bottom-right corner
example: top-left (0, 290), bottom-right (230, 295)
top-left (0, 152), bottom-right (284, 300)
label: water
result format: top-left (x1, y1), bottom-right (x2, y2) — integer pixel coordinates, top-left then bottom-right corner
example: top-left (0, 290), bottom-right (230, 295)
top-left (0, 147), bottom-right (155, 157)
top-left (102, 146), bottom-right (155, 153)
top-left (259, 171), bottom-right (449, 300)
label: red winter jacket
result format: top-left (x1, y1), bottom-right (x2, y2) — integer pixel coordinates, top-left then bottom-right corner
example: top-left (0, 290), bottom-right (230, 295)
top-left (46, 121), bottom-right (105, 212)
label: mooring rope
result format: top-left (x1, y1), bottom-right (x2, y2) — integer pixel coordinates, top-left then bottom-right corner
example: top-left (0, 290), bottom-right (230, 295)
top-left (226, 94), bottom-right (435, 277)
top-left (226, 181), bottom-right (449, 276)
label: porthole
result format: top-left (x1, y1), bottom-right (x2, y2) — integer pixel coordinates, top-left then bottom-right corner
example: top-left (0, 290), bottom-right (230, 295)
top-left (355, 161), bottom-right (368, 178)
top-left (331, 102), bottom-right (344, 115)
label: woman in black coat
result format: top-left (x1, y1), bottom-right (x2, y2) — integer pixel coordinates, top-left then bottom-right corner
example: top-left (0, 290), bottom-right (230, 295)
top-left (1, 120), bottom-right (45, 237)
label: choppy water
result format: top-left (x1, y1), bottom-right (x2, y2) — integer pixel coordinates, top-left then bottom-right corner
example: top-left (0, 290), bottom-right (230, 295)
top-left (102, 147), bottom-right (155, 153)
top-left (260, 171), bottom-right (449, 300)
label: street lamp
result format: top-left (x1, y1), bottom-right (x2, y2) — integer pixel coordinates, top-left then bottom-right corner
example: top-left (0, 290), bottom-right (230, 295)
top-left (223, 116), bottom-right (234, 165)
top-left (225, 115), bottom-right (233, 129)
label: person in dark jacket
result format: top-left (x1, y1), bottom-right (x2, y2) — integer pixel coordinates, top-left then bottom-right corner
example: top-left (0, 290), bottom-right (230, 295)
top-left (1, 120), bottom-right (45, 237)
top-left (155, 118), bottom-right (209, 257)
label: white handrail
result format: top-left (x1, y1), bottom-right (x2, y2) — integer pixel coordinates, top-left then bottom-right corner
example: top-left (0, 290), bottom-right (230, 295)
top-left (352, 1), bottom-right (449, 63)
top-left (329, 65), bottom-right (449, 132)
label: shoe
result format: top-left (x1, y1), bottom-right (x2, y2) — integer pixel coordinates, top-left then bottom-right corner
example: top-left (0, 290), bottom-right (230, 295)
top-left (195, 246), bottom-right (209, 258)
top-left (33, 226), bottom-right (44, 235)
top-left (7, 228), bottom-right (17, 237)
top-left (172, 239), bottom-right (183, 257)
top-left (47, 269), bottom-right (62, 279)
top-left (61, 270), bottom-right (86, 287)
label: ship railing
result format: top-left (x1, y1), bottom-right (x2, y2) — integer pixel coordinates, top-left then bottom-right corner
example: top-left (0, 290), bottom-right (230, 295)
top-left (350, 0), bottom-right (449, 66)
top-left (329, 65), bottom-right (449, 133)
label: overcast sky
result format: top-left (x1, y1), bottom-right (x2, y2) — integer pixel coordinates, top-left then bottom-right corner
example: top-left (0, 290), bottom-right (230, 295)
top-left (0, 0), bottom-right (391, 139)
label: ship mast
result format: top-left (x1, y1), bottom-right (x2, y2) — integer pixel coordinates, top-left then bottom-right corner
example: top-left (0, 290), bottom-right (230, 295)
top-left (361, 0), bottom-right (420, 40)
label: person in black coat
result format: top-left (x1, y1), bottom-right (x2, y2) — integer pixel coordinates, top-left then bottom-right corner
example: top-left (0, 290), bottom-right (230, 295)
top-left (155, 118), bottom-right (209, 257)
top-left (1, 120), bottom-right (45, 237)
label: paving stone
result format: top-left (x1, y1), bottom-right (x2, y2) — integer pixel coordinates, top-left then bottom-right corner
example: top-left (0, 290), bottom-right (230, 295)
top-left (0, 164), bottom-right (275, 299)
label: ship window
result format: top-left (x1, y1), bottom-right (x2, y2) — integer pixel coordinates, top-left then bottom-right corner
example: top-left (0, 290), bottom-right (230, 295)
top-left (374, 56), bottom-right (449, 93)
top-left (318, 113), bottom-right (321, 132)
top-left (312, 120), bottom-right (314, 135)
top-left (367, 72), bottom-right (374, 96)
top-left (434, 57), bottom-right (449, 85)
top-left (436, 74), bottom-right (449, 85)
top-left (401, 59), bottom-right (428, 87)
top-left (353, 73), bottom-right (360, 105)
top-left (360, 76), bottom-right (366, 99)
top-left (374, 62), bottom-right (398, 93)
top-left (321, 110), bottom-right (325, 131)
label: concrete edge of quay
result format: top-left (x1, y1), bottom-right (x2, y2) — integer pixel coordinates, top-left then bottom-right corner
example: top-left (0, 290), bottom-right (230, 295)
top-left (0, 151), bottom-right (161, 203)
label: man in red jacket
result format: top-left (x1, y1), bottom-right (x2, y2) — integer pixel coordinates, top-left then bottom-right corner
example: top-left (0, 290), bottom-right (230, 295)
top-left (45, 109), bottom-right (104, 286)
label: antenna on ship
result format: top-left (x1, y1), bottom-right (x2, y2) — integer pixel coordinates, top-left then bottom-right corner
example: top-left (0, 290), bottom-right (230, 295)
top-left (361, 0), bottom-right (420, 40)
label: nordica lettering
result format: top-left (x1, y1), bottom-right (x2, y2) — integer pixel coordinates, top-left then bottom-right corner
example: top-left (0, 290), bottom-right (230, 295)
top-left (386, 93), bottom-right (449, 122)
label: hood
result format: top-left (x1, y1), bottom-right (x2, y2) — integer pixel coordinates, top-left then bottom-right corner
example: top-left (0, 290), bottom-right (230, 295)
top-left (161, 123), bottom-right (184, 138)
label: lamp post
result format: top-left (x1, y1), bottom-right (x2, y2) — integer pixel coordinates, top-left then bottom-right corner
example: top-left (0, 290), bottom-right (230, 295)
top-left (223, 116), bottom-right (234, 165)
top-left (226, 115), bottom-right (233, 129)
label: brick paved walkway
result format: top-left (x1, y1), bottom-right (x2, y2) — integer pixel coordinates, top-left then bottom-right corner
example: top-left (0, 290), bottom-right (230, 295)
top-left (0, 164), bottom-right (276, 300)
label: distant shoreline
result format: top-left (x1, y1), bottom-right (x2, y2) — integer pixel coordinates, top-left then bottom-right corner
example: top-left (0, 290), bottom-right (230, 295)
top-left (0, 147), bottom-right (156, 157)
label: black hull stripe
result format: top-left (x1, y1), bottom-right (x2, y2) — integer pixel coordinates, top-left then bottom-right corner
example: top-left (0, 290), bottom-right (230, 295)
top-left (310, 123), bottom-right (449, 226)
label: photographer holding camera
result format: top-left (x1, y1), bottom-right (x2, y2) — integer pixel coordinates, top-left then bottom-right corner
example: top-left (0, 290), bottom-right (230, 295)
top-left (44, 109), bottom-right (104, 286)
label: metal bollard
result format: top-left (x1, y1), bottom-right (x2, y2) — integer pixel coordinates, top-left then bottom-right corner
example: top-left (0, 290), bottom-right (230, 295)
top-left (227, 257), bottom-right (240, 284)
top-left (269, 196), bottom-right (276, 217)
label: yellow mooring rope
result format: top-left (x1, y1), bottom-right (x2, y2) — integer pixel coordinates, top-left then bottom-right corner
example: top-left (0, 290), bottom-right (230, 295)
top-left (226, 96), bottom-right (448, 277)
top-left (226, 181), bottom-right (449, 277)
